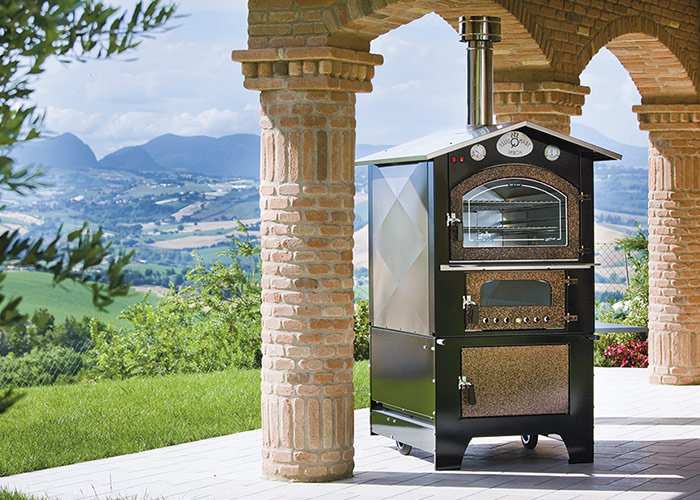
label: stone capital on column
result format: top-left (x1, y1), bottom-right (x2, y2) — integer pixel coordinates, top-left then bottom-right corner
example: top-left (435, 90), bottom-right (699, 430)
top-left (633, 104), bottom-right (700, 133)
top-left (494, 81), bottom-right (590, 134)
top-left (231, 47), bottom-right (383, 93)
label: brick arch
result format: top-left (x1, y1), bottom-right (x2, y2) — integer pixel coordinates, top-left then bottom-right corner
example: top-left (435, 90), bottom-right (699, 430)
top-left (577, 16), bottom-right (697, 103)
top-left (322, 0), bottom-right (551, 73)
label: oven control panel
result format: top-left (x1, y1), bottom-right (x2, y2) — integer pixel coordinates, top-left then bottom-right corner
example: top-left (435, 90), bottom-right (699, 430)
top-left (464, 270), bottom-right (572, 331)
top-left (480, 315), bottom-right (550, 326)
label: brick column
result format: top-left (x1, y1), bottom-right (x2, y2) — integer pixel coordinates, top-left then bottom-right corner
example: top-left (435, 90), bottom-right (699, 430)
top-left (635, 104), bottom-right (700, 385)
top-left (232, 47), bottom-right (382, 481)
top-left (494, 81), bottom-right (589, 134)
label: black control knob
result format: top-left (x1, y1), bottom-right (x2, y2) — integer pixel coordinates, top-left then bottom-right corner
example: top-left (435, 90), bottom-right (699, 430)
top-left (523, 317), bottom-right (529, 323)
top-left (482, 318), bottom-right (489, 324)
top-left (503, 317), bottom-right (510, 324)
top-left (543, 316), bottom-right (550, 323)
top-left (493, 317), bottom-right (499, 323)
top-left (533, 316), bottom-right (540, 323)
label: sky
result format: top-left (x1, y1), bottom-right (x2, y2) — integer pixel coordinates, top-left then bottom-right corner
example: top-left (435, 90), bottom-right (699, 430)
top-left (32, 3), bottom-right (648, 158)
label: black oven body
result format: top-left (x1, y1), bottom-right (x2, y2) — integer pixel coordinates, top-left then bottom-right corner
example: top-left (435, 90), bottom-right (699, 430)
top-left (364, 123), bottom-right (618, 470)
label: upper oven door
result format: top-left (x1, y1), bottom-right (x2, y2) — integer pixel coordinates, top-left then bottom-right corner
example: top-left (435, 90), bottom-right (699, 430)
top-left (449, 164), bottom-right (580, 261)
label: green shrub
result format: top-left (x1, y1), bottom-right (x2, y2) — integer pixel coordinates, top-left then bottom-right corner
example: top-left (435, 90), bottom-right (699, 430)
top-left (0, 311), bottom-right (99, 357)
top-left (595, 299), bottom-right (647, 366)
top-left (91, 228), bottom-right (262, 378)
top-left (353, 299), bottom-right (370, 360)
top-left (616, 225), bottom-right (649, 327)
top-left (0, 309), bottom-right (54, 356)
top-left (92, 297), bottom-right (252, 377)
top-left (593, 226), bottom-right (649, 367)
top-left (594, 331), bottom-right (647, 367)
top-left (49, 316), bottom-right (100, 352)
top-left (0, 346), bottom-right (92, 387)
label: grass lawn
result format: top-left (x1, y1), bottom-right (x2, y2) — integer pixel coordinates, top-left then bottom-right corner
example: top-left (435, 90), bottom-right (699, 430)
top-left (0, 360), bottom-right (370, 477)
top-left (0, 491), bottom-right (36, 500)
top-left (2, 271), bottom-right (159, 323)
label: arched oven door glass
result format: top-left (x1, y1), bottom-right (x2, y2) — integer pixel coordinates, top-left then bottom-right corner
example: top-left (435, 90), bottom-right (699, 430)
top-left (462, 178), bottom-right (567, 248)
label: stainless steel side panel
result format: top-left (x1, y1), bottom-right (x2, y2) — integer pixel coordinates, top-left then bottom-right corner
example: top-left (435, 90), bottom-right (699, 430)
top-left (370, 162), bottom-right (430, 335)
top-left (371, 408), bottom-right (435, 453)
top-left (371, 328), bottom-right (435, 420)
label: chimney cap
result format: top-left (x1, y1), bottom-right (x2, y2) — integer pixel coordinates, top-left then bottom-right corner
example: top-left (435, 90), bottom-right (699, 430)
top-left (459, 15), bottom-right (501, 43)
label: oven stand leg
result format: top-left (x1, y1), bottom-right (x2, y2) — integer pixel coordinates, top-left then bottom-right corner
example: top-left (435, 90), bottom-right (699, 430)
top-left (561, 432), bottom-right (594, 464)
top-left (434, 437), bottom-right (471, 470)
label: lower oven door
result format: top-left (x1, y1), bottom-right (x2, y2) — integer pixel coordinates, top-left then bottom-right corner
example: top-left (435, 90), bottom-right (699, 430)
top-left (464, 270), bottom-right (571, 331)
top-left (460, 344), bottom-right (570, 417)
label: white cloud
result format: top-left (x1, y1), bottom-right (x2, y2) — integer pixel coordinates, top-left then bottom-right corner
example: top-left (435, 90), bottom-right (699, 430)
top-left (44, 106), bottom-right (104, 137)
top-left (181, 0), bottom-right (248, 15)
top-left (31, 7), bottom-right (649, 154)
top-left (109, 0), bottom-right (247, 16)
top-left (30, 2), bottom-right (256, 154)
top-left (358, 13), bottom-right (465, 146)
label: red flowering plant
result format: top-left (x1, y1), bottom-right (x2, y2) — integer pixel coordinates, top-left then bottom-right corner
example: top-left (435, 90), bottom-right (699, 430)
top-left (603, 339), bottom-right (649, 368)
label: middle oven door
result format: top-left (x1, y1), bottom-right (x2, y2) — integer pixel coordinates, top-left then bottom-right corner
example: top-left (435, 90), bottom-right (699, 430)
top-left (464, 270), bottom-right (567, 331)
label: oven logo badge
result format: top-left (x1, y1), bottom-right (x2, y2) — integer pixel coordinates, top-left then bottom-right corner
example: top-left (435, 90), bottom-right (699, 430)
top-left (496, 131), bottom-right (533, 158)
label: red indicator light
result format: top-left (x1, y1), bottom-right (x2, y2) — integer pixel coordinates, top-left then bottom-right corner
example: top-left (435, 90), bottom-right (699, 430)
top-left (451, 156), bottom-right (457, 163)
top-left (459, 156), bottom-right (465, 162)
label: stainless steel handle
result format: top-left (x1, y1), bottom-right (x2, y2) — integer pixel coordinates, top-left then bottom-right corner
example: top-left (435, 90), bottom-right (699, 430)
top-left (447, 212), bottom-right (463, 243)
top-left (463, 295), bottom-right (478, 325)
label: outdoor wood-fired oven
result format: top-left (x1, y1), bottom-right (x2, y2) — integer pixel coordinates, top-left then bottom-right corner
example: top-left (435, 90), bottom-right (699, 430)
top-left (357, 16), bottom-right (622, 470)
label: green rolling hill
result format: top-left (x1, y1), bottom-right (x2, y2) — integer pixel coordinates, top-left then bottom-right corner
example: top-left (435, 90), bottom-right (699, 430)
top-left (3, 271), bottom-right (159, 323)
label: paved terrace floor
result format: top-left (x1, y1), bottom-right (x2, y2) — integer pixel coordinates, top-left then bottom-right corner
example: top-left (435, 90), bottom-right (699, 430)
top-left (2, 368), bottom-right (700, 500)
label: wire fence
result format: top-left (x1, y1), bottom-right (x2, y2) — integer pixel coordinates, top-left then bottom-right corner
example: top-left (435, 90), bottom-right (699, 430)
top-left (0, 340), bottom-right (94, 390)
top-left (354, 285), bottom-right (369, 301)
top-left (0, 245), bottom-right (635, 391)
top-left (595, 242), bottom-right (636, 303)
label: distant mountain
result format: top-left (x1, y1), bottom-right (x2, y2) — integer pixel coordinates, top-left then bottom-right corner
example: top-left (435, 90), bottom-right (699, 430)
top-left (11, 133), bottom-right (97, 171)
top-left (98, 145), bottom-right (162, 173)
top-left (97, 133), bottom-right (260, 178)
top-left (12, 132), bottom-right (393, 180)
top-left (570, 124), bottom-right (648, 167)
top-left (139, 133), bottom-right (260, 178)
top-left (569, 125), bottom-right (649, 219)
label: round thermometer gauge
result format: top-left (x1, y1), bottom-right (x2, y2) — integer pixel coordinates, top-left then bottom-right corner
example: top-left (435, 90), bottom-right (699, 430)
top-left (470, 144), bottom-right (486, 161)
top-left (544, 144), bottom-right (561, 161)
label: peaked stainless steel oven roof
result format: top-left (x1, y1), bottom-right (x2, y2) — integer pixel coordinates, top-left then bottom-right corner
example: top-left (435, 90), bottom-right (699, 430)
top-left (355, 121), bottom-right (621, 165)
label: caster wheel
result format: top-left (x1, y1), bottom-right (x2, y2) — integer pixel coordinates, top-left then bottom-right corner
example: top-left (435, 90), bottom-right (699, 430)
top-left (521, 434), bottom-right (538, 449)
top-left (396, 441), bottom-right (412, 455)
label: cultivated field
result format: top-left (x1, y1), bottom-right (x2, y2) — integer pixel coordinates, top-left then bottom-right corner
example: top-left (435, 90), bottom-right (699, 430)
top-left (3, 271), bottom-right (158, 323)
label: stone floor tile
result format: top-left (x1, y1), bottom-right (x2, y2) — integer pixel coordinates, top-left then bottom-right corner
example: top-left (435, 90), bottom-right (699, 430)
top-left (2, 368), bottom-right (700, 499)
top-left (535, 491), bottom-right (582, 499)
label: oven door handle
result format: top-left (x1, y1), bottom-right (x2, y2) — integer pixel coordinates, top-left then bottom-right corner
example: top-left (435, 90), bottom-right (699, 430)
top-left (463, 295), bottom-right (478, 325)
top-left (459, 377), bottom-right (477, 405)
top-left (447, 213), bottom-right (463, 244)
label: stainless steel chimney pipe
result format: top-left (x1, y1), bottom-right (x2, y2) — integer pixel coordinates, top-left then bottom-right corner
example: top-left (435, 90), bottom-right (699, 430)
top-left (460, 16), bottom-right (501, 127)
